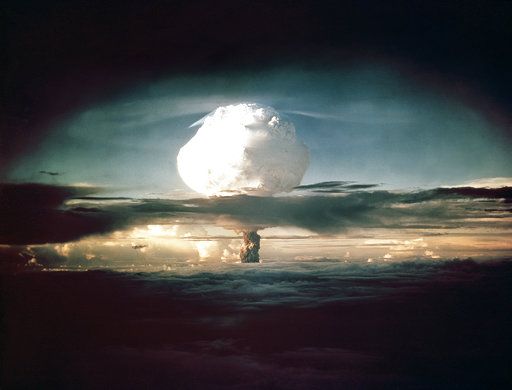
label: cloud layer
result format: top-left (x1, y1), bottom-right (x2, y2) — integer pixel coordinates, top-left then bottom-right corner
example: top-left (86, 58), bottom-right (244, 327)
top-left (0, 183), bottom-right (124, 245)
top-left (2, 259), bottom-right (512, 388)
top-left (1, 182), bottom-right (511, 247)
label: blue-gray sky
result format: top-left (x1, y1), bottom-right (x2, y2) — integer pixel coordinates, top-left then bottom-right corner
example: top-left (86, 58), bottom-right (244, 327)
top-left (3, 1), bottom-right (512, 196)
top-left (7, 66), bottom-right (511, 195)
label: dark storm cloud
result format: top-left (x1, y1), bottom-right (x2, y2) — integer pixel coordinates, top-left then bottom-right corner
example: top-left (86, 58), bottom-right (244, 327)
top-left (2, 258), bottom-right (511, 387)
top-left (115, 259), bottom-right (511, 310)
top-left (294, 181), bottom-right (380, 193)
top-left (0, 245), bottom-right (35, 273)
top-left (295, 181), bottom-right (353, 190)
top-left (119, 186), bottom-right (512, 233)
top-left (39, 170), bottom-right (61, 176)
top-left (0, 183), bottom-right (127, 245)
top-left (103, 184), bottom-right (506, 237)
top-left (0, 183), bottom-right (93, 208)
top-left (2, 182), bottom-right (511, 245)
top-left (437, 186), bottom-right (512, 201)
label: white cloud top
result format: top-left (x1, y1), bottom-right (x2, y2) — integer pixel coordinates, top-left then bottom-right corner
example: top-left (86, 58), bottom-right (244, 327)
top-left (177, 103), bottom-right (309, 196)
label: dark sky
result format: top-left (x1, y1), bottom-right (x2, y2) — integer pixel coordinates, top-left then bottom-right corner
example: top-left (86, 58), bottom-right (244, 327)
top-left (2, 7), bottom-right (512, 387)
top-left (2, 0), bottom-right (512, 183)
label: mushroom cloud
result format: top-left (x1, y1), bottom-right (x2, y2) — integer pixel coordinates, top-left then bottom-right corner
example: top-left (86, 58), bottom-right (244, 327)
top-left (177, 103), bottom-right (309, 262)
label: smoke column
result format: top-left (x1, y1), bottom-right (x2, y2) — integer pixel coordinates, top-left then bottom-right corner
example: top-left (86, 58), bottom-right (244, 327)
top-left (240, 231), bottom-right (261, 263)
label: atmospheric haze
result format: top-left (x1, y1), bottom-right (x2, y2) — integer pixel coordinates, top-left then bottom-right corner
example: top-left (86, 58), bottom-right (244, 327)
top-left (177, 103), bottom-right (309, 262)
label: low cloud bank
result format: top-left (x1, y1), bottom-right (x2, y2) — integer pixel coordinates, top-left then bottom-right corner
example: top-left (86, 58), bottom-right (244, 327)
top-left (1, 182), bottom-right (510, 246)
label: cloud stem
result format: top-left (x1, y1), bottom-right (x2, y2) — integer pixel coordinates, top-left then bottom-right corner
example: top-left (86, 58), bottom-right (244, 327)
top-left (240, 230), bottom-right (261, 263)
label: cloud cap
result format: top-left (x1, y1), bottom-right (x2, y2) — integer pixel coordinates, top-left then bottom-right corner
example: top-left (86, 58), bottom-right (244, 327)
top-left (177, 103), bottom-right (309, 196)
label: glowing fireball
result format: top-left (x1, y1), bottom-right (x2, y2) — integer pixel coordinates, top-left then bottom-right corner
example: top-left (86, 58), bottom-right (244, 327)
top-left (177, 103), bottom-right (309, 196)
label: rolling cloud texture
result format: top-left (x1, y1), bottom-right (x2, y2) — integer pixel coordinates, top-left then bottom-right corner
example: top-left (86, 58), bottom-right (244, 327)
top-left (1, 182), bottom-right (510, 246)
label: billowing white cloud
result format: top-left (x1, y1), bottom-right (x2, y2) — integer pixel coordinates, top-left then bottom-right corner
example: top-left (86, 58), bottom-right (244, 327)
top-left (452, 177), bottom-right (512, 188)
top-left (424, 250), bottom-right (440, 259)
top-left (177, 103), bottom-right (309, 196)
top-left (195, 240), bottom-right (217, 260)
